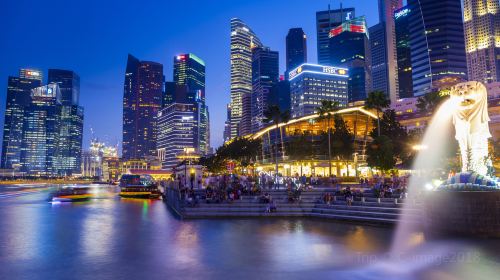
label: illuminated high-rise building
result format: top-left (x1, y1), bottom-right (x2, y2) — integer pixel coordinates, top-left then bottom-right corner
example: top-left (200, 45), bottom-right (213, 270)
top-left (122, 54), bottom-right (163, 160)
top-left (289, 64), bottom-right (349, 118)
top-left (223, 104), bottom-right (231, 143)
top-left (20, 84), bottom-right (62, 176)
top-left (48, 69), bottom-right (83, 175)
top-left (174, 53), bottom-right (206, 101)
top-left (407, 0), bottom-right (467, 96)
top-left (316, 7), bottom-right (355, 65)
top-left (394, 6), bottom-right (414, 98)
top-left (157, 103), bottom-right (199, 170)
top-left (329, 16), bottom-right (372, 102)
top-left (249, 46), bottom-right (279, 134)
top-left (370, 0), bottom-right (402, 102)
top-left (229, 18), bottom-right (262, 138)
top-left (464, 0), bottom-right (500, 84)
top-left (1, 75), bottom-right (41, 169)
top-left (286, 28), bottom-right (307, 73)
top-left (172, 53), bottom-right (210, 155)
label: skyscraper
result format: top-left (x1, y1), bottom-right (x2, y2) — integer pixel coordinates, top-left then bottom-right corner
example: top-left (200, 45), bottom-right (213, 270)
top-left (156, 103), bottom-right (199, 170)
top-left (48, 69), bottom-right (80, 106)
top-left (122, 54), bottom-right (163, 160)
top-left (249, 47), bottom-right (279, 134)
top-left (1, 75), bottom-right (41, 169)
top-left (329, 16), bottom-right (372, 102)
top-left (394, 7), bottom-right (414, 98)
top-left (407, 0), bottom-right (467, 96)
top-left (316, 7), bottom-right (355, 65)
top-left (174, 53), bottom-right (206, 101)
top-left (229, 18), bottom-right (262, 138)
top-left (464, 0), bottom-right (500, 84)
top-left (370, 0), bottom-right (402, 102)
top-left (289, 64), bottom-right (349, 118)
top-left (48, 69), bottom-right (83, 175)
top-left (20, 84), bottom-right (62, 176)
top-left (172, 53), bottom-right (210, 155)
top-left (286, 28), bottom-right (307, 73)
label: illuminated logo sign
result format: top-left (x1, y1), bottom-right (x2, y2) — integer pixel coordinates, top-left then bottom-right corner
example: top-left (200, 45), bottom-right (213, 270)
top-left (346, 12), bottom-right (352, 21)
top-left (394, 8), bottom-right (410, 19)
top-left (47, 88), bottom-right (53, 94)
top-left (27, 71), bottom-right (40, 77)
top-left (177, 55), bottom-right (186, 60)
top-left (289, 64), bottom-right (349, 80)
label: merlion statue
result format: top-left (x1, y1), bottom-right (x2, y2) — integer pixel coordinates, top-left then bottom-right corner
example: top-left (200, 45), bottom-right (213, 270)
top-left (450, 81), bottom-right (492, 176)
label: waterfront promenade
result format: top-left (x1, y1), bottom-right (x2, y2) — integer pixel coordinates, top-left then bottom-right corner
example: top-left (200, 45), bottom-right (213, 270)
top-left (163, 187), bottom-right (422, 225)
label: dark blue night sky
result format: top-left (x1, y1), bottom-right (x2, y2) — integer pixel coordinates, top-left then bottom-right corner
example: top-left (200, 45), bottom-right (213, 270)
top-left (1, 0), bottom-right (379, 150)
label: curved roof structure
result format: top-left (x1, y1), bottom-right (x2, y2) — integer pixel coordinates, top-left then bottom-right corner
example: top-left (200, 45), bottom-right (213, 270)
top-left (251, 106), bottom-right (378, 139)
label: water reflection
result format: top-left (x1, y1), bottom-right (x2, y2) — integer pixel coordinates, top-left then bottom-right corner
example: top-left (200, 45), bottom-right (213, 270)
top-left (0, 184), bottom-right (498, 280)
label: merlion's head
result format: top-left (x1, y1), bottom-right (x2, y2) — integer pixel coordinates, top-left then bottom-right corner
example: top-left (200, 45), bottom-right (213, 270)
top-left (450, 81), bottom-right (489, 123)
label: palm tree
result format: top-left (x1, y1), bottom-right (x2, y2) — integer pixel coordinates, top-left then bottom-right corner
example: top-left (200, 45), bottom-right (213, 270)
top-left (365, 91), bottom-right (390, 137)
top-left (316, 100), bottom-right (340, 176)
top-left (264, 105), bottom-right (287, 184)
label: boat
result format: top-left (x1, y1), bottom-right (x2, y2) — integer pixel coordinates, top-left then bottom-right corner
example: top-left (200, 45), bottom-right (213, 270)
top-left (119, 174), bottom-right (160, 199)
top-left (51, 186), bottom-right (92, 202)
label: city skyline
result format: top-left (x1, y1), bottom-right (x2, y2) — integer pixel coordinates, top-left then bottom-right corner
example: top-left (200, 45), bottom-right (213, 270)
top-left (0, 0), bottom-right (379, 150)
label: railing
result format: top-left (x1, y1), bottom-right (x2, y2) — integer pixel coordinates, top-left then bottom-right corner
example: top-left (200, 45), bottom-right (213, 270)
top-left (163, 187), bottom-right (184, 217)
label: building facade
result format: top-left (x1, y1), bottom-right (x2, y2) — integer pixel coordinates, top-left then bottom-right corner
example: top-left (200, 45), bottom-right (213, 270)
top-left (289, 64), bottom-right (349, 118)
top-left (1, 75), bottom-right (41, 170)
top-left (2, 69), bottom-right (84, 176)
top-left (48, 69), bottom-right (83, 175)
top-left (286, 28), bottom-right (307, 73)
top-left (20, 84), bottom-right (62, 176)
top-left (316, 7), bottom-right (356, 65)
top-left (464, 0), bottom-right (500, 84)
top-left (407, 0), bottom-right (467, 96)
top-left (157, 103), bottom-right (199, 170)
top-left (329, 16), bottom-right (372, 102)
top-left (174, 53), bottom-right (206, 101)
top-left (394, 6), bottom-right (414, 98)
top-left (229, 18), bottom-right (262, 138)
top-left (122, 54), bottom-right (163, 160)
top-left (249, 47), bottom-right (279, 134)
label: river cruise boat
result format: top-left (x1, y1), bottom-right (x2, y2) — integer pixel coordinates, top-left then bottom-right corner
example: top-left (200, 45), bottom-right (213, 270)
top-left (51, 186), bottom-right (92, 202)
top-left (119, 174), bottom-right (160, 199)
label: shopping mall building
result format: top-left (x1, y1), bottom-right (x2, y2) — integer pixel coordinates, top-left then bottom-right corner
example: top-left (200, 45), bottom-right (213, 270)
top-left (250, 106), bottom-right (377, 177)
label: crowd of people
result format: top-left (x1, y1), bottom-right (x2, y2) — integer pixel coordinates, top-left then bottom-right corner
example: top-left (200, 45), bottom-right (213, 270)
top-left (167, 172), bottom-right (412, 209)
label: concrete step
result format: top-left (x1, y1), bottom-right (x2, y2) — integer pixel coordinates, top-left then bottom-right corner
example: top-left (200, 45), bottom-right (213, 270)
top-left (310, 212), bottom-right (398, 224)
top-left (184, 207), bottom-right (314, 213)
top-left (183, 211), bottom-right (312, 218)
top-left (314, 204), bottom-right (421, 214)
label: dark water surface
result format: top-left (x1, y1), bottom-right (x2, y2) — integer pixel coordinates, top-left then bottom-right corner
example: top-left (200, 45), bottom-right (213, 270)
top-left (0, 185), bottom-right (498, 280)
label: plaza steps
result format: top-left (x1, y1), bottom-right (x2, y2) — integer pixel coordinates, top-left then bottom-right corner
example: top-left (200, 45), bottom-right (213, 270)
top-left (169, 188), bottom-right (422, 225)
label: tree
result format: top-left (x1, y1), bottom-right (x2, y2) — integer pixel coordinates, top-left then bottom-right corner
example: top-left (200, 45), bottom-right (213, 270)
top-left (416, 90), bottom-right (447, 113)
top-left (371, 109), bottom-right (408, 160)
top-left (317, 100), bottom-right (340, 176)
top-left (331, 115), bottom-right (354, 175)
top-left (264, 105), bottom-right (289, 182)
top-left (365, 91), bottom-right (390, 137)
top-left (201, 137), bottom-right (262, 174)
top-left (366, 135), bottom-right (396, 173)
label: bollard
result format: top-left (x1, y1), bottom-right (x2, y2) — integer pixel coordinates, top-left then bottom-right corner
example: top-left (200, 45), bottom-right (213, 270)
top-left (377, 198), bottom-right (381, 204)
top-left (361, 197), bottom-right (365, 203)
top-left (333, 196), bottom-right (337, 202)
top-left (394, 198), bottom-right (398, 204)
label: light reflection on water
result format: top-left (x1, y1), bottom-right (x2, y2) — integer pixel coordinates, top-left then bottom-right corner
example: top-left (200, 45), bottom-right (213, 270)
top-left (0, 184), bottom-right (498, 280)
